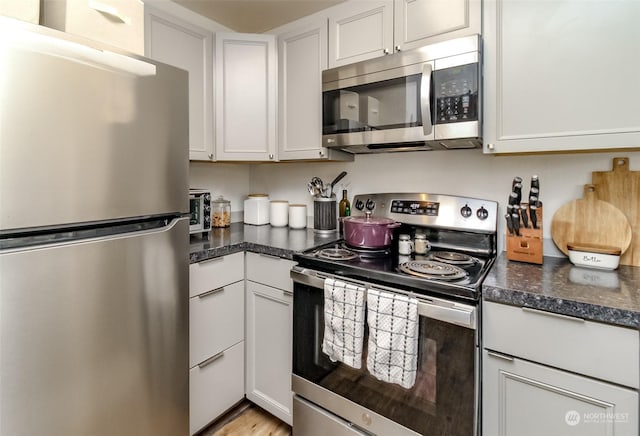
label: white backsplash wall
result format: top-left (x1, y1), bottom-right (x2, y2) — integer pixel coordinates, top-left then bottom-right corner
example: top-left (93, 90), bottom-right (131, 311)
top-left (189, 162), bottom-right (250, 221)
top-left (249, 150), bottom-right (640, 255)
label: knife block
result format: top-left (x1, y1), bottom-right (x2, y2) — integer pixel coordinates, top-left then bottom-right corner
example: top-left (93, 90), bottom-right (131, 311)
top-left (507, 204), bottom-right (543, 264)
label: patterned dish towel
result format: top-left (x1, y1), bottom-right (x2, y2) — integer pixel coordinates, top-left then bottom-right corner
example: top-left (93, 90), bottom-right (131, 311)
top-left (322, 277), bottom-right (366, 369)
top-left (366, 288), bottom-right (419, 389)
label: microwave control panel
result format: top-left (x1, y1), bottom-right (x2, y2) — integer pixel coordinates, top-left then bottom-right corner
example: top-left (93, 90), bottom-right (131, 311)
top-left (433, 63), bottom-right (478, 124)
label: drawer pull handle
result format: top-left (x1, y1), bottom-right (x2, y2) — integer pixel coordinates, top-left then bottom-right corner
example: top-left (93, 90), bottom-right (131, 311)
top-left (522, 307), bottom-right (584, 323)
top-left (198, 351), bottom-right (224, 369)
top-left (198, 287), bottom-right (224, 298)
top-left (282, 289), bottom-right (293, 297)
top-left (199, 256), bottom-right (224, 264)
top-left (88, 0), bottom-right (131, 24)
top-left (259, 253), bottom-right (281, 260)
top-left (487, 351), bottom-right (514, 362)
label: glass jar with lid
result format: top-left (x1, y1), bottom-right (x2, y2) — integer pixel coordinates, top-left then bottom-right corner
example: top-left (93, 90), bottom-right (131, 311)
top-left (211, 195), bottom-right (231, 228)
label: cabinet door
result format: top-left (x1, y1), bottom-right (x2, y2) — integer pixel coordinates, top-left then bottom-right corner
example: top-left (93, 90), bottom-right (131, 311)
top-left (215, 33), bottom-right (277, 161)
top-left (483, 0), bottom-right (640, 154)
top-left (393, 0), bottom-right (481, 51)
top-left (483, 350), bottom-right (639, 436)
top-left (245, 281), bottom-right (293, 425)
top-left (328, 1), bottom-right (393, 68)
top-left (145, 7), bottom-right (214, 161)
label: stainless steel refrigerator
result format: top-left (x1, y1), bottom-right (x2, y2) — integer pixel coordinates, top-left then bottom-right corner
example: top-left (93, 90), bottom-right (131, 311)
top-left (0, 17), bottom-right (190, 435)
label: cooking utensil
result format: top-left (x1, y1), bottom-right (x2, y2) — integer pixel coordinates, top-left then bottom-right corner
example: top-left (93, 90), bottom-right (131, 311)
top-left (342, 212), bottom-right (401, 249)
top-left (330, 171), bottom-right (347, 189)
top-left (307, 181), bottom-right (317, 197)
top-left (591, 157), bottom-right (640, 266)
top-left (551, 184), bottom-right (632, 256)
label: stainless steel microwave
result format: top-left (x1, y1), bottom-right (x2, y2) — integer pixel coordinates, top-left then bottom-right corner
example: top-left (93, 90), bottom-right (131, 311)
top-left (322, 35), bottom-right (481, 153)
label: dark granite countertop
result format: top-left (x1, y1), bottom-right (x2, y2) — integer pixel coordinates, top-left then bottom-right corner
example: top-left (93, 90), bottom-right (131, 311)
top-left (189, 222), bottom-right (341, 263)
top-left (484, 252), bottom-right (640, 329)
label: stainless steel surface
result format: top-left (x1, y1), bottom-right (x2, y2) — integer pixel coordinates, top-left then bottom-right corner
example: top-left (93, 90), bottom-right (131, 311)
top-left (351, 193), bottom-right (498, 234)
top-left (0, 218), bottom-right (189, 435)
top-left (0, 18), bottom-right (189, 232)
top-left (293, 376), bottom-right (421, 436)
top-left (321, 34), bottom-right (481, 153)
top-left (293, 395), bottom-right (369, 436)
top-left (291, 266), bottom-right (477, 329)
top-left (198, 351), bottom-right (225, 369)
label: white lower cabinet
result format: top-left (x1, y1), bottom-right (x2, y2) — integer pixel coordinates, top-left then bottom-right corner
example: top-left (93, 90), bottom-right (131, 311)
top-left (189, 252), bottom-right (245, 435)
top-left (482, 301), bottom-right (639, 436)
top-left (189, 341), bottom-right (245, 434)
top-left (245, 252), bottom-right (296, 425)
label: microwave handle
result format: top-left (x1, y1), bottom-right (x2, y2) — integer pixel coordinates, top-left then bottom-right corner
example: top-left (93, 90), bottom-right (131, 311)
top-left (420, 63), bottom-right (433, 135)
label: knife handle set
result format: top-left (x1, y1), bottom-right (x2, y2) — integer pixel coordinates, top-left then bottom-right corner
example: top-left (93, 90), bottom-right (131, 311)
top-left (506, 176), bottom-right (544, 265)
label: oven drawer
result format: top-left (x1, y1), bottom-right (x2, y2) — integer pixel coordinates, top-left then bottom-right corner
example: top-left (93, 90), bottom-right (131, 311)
top-left (293, 396), bottom-right (368, 436)
top-left (483, 301), bottom-right (640, 388)
top-left (189, 252), bottom-right (244, 298)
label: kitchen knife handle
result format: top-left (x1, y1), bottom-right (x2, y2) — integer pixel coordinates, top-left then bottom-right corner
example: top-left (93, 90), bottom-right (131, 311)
top-left (520, 204), bottom-right (529, 228)
top-left (505, 213), bottom-right (514, 235)
top-left (511, 212), bottom-right (521, 236)
top-left (530, 205), bottom-right (538, 229)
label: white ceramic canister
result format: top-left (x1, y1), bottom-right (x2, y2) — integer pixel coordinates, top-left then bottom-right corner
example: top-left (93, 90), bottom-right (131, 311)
top-left (270, 200), bottom-right (289, 227)
top-left (288, 204), bottom-right (307, 229)
top-left (244, 194), bottom-right (270, 225)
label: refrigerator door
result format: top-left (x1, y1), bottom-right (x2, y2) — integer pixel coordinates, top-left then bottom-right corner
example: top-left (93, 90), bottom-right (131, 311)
top-left (0, 218), bottom-right (189, 436)
top-left (0, 18), bottom-right (189, 232)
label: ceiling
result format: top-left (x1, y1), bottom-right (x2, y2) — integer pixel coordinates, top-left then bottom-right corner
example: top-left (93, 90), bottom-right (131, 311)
top-left (171, 0), bottom-right (345, 33)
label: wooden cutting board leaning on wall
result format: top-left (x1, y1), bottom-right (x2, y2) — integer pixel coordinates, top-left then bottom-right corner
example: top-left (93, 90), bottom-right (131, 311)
top-left (592, 157), bottom-right (640, 267)
top-left (551, 184), bottom-right (632, 258)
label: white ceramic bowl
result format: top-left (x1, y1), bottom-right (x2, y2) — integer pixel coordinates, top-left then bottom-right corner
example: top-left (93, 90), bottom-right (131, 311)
top-left (567, 243), bottom-right (621, 270)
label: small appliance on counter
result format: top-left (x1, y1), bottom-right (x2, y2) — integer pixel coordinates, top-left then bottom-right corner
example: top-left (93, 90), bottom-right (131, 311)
top-left (244, 194), bottom-right (270, 225)
top-left (189, 188), bottom-right (212, 236)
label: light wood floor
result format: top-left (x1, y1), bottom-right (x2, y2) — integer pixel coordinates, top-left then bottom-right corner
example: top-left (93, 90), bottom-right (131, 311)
top-left (198, 401), bottom-right (292, 436)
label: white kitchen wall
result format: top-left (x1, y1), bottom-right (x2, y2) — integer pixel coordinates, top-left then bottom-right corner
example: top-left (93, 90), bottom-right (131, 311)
top-left (189, 161), bottom-right (250, 221)
top-left (249, 150), bottom-right (640, 255)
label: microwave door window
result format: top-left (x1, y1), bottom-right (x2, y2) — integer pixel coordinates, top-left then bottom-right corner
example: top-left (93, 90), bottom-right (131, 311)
top-left (322, 74), bottom-right (423, 135)
top-left (190, 200), bottom-right (200, 225)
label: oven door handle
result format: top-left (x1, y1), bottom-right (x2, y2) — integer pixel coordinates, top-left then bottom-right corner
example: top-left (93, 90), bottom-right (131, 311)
top-left (291, 266), bottom-right (476, 330)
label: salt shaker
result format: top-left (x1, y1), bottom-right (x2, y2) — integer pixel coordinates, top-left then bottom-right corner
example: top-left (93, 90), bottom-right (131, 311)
top-left (398, 234), bottom-right (413, 255)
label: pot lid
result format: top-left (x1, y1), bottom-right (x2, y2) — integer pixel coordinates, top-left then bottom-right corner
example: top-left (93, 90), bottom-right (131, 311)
top-left (343, 215), bottom-right (397, 226)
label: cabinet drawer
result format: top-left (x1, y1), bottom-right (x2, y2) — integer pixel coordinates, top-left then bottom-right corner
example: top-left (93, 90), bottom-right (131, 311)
top-left (189, 252), bottom-right (244, 298)
top-left (246, 252), bottom-right (296, 292)
top-left (189, 341), bottom-right (244, 435)
top-left (483, 301), bottom-right (640, 388)
top-left (190, 280), bottom-right (244, 368)
top-left (42, 0), bottom-right (144, 55)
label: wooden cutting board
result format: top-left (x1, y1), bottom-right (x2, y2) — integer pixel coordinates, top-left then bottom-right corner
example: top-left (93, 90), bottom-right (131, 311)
top-left (551, 184), bottom-right (632, 256)
top-left (592, 157), bottom-right (640, 266)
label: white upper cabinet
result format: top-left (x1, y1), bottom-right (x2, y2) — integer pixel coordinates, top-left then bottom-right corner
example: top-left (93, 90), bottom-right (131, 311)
top-left (277, 18), bottom-right (353, 161)
top-left (42, 0), bottom-right (144, 55)
top-left (0, 0), bottom-right (39, 23)
top-left (215, 33), bottom-right (278, 161)
top-left (328, 0), bottom-right (480, 68)
top-left (144, 7), bottom-right (214, 161)
top-left (483, 0), bottom-right (640, 154)
top-left (328, 1), bottom-right (393, 68)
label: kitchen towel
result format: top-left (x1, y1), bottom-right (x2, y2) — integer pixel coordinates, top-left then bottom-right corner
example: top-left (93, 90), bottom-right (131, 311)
top-left (322, 277), bottom-right (366, 369)
top-left (366, 288), bottom-right (419, 389)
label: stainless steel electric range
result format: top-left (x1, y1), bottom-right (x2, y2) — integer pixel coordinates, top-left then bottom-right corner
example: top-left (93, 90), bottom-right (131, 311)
top-left (291, 193), bottom-right (498, 436)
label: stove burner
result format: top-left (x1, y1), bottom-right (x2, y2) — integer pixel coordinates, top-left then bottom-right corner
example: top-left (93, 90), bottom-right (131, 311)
top-left (341, 242), bottom-right (390, 258)
top-left (429, 251), bottom-right (477, 266)
top-left (316, 247), bottom-right (358, 261)
top-left (398, 260), bottom-right (468, 281)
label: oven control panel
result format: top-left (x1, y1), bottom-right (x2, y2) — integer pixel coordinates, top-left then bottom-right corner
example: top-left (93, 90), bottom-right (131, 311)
top-left (351, 193), bottom-right (498, 233)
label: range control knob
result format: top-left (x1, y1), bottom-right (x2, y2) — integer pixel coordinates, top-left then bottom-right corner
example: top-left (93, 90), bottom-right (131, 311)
top-left (365, 199), bottom-right (375, 211)
top-left (354, 199), bottom-right (365, 211)
top-left (460, 204), bottom-right (472, 218)
top-left (477, 206), bottom-right (489, 220)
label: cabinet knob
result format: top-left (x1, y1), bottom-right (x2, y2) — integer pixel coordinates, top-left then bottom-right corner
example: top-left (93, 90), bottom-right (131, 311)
top-left (208, 153), bottom-right (214, 160)
top-left (395, 45), bottom-right (401, 52)
top-left (383, 48), bottom-right (389, 55)
top-left (486, 143), bottom-right (495, 151)
top-left (319, 151), bottom-right (325, 157)
top-left (269, 153), bottom-right (274, 160)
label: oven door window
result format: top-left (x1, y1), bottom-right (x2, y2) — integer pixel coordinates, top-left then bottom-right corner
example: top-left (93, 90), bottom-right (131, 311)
top-left (322, 74), bottom-right (423, 135)
top-left (293, 282), bottom-right (476, 435)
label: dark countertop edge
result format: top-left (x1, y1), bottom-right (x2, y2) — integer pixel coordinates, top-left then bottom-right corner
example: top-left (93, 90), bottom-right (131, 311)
top-left (483, 285), bottom-right (640, 330)
top-left (189, 242), bottom-right (299, 263)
